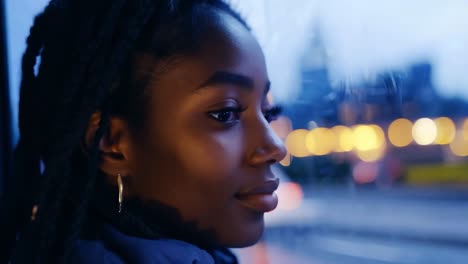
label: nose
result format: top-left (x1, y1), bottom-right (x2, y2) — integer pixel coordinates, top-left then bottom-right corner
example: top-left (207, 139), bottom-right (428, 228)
top-left (248, 118), bottom-right (287, 166)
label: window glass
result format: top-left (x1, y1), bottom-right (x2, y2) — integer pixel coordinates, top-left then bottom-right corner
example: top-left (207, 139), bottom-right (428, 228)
top-left (5, 0), bottom-right (48, 143)
top-left (232, 1), bottom-right (468, 263)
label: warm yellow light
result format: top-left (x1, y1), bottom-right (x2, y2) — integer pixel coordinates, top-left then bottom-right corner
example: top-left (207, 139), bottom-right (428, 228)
top-left (463, 118), bottom-right (468, 140)
top-left (353, 125), bottom-right (378, 151)
top-left (279, 152), bottom-right (291, 166)
top-left (285, 129), bottom-right (310, 157)
top-left (331, 125), bottom-right (353, 152)
top-left (356, 125), bottom-right (386, 162)
top-left (356, 147), bottom-right (386, 162)
top-left (434, 117), bottom-right (455, 145)
top-left (370, 125), bottom-right (386, 146)
top-left (305, 128), bottom-right (336, 156)
top-left (449, 130), bottom-right (468, 156)
top-left (412, 118), bottom-right (437, 145)
top-left (388, 118), bottom-right (413, 147)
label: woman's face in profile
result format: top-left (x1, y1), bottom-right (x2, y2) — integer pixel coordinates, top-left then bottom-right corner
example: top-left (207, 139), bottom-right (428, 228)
top-left (125, 12), bottom-right (287, 247)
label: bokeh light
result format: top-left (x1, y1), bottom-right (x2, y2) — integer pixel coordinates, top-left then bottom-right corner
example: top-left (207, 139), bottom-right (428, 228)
top-left (305, 128), bottom-right (336, 156)
top-left (279, 153), bottom-right (292, 166)
top-left (352, 125), bottom-right (383, 151)
top-left (352, 125), bottom-right (377, 151)
top-left (331, 125), bottom-right (354, 152)
top-left (388, 118), bottom-right (413, 147)
top-left (449, 130), bottom-right (468, 156)
top-left (285, 129), bottom-right (310, 157)
top-left (355, 125), bottom-right (386, 161)
top-left (412, 118), bottom-right (437, 145)
top-left (463, 118), bottom-right (468, 140)
top-left (353, 161), bottom-right (379, 184)
top-left (276, 182), bottom-right (303, 210)
top-left (356, 146), bottom-right (386, 162)
top-left (434, 117), bottom-right (455, 145)
top-left (370, 125), bottom-right (386, 146)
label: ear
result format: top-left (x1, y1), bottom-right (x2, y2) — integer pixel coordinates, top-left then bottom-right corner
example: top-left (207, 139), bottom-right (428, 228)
top-left (84, 112), bottom-right (133, 179)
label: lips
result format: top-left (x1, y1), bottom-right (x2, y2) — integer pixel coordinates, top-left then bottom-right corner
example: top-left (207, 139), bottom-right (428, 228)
top-left (235, 178), bottom-right (280, 213)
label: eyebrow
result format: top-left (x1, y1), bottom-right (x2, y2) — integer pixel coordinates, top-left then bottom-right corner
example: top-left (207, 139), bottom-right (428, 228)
top-left (197, 71), bottom-right (270, 95)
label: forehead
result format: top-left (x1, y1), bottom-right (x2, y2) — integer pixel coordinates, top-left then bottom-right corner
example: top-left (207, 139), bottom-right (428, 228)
top-left (196, 12), bottom-right (265, 72)
top-left (145, 11), bottom-right (267, 94)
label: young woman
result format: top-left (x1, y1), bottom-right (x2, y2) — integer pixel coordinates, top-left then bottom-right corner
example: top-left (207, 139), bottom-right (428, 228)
top-left (2, 0), bottom-right (286, 263)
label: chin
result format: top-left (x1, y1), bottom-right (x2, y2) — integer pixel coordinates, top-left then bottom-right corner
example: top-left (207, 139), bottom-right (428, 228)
top-left (223, 220), bottom-right (265, 248)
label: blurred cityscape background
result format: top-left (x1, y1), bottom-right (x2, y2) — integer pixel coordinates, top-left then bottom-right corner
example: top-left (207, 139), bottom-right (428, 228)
top-left (230, 1), bottom-right (468, 263)
top-left (4, 0), bottom-right (468, 263)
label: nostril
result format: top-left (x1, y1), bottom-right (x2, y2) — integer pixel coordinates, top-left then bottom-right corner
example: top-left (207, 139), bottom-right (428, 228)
top-left (249, 147), bottom-right (282, 166)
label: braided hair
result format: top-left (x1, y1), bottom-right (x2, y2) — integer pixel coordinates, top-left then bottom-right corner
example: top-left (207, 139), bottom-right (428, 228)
top-left (2, 1), bottom-right (249, 263)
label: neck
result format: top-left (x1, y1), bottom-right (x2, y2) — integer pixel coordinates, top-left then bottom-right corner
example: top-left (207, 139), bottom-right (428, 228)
top-left (88, 173), bottom-right (217, 249)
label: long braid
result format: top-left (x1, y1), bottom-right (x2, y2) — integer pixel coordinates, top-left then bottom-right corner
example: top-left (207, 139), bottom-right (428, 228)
top-left (1, 2), bottom-right (61, 263)
top-left (31, 1), bottom-right (127, 226)
top-left (35, 1), bottom-right (160, 262)
top-left (8, 0), bottom-right (130, 261)
top-left (59, 0), bottom-right (158, 249)
top-left (29, 1), bottom-right (141, 262)
top-left (12, 1), bottom-right (88, 261)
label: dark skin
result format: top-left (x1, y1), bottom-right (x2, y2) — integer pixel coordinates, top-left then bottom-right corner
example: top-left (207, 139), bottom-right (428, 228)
top-left (86, 12), bottom-right (286, 247)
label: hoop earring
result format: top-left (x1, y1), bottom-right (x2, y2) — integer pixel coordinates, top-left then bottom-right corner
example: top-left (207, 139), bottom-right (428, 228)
top-left (117, 173), bottom-right (123, 214)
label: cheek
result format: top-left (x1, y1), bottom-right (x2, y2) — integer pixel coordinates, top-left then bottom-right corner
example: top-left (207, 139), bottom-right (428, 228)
top-left (131, 125), bottom-right (246, 202)
top-left (179, 130), bottom-right (245, 175)
top-left (166, 129), bottom-right (246, 208)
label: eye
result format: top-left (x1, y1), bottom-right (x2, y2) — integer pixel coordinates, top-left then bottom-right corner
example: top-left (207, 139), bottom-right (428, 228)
top-left (263, 105), bottom-right (283, 123)
top-left (208, 107), bottom-right (244, 124)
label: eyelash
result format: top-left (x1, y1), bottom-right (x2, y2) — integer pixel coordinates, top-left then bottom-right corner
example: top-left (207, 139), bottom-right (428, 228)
top-left (208, 105), bottom-right (283, 125)
top-left (263, 105), bottom-right (283, 122)
top-left (208, 107), bottom-right (245, 125)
